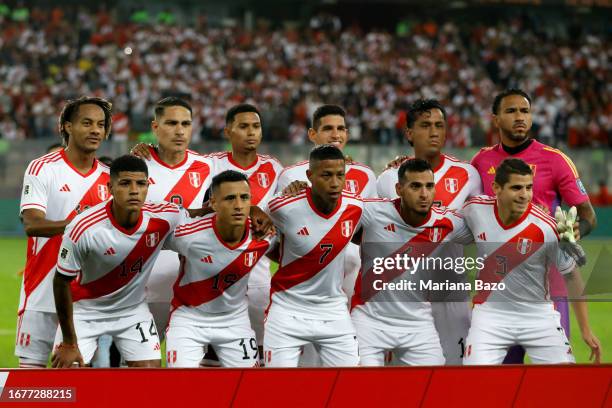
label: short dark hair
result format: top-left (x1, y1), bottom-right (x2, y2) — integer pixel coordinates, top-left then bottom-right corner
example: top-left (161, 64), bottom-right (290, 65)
top-left (98, 156), bottom-right (113, 166)
top-left (398, 158), bottom-right (433, 183)
top-left (154, 97), bottom-right (192, 120)
top-left (309, 144), bottom-right (345, 170)
top-left (225, 103), bottom-right (261, 125)
top-left (494, 158), bottom-right (532, 187)
top-left (211, 170), bottom-right (249, 195)
top-left (312, 104), bottom-right (346, 131)
top-left (406, 99), bottom-right (446, 129)
top-left (110, 155), bottom-right (148, 180)
top-left (58, 97), bottom-right (113, 144)
top-left (492, 88), bottom-right (532, 115)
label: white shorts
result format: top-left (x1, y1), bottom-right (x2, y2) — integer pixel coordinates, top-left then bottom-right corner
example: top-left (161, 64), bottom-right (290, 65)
top-left (247, 285), bottom-right (269, 346)
top-left (463, 310), bottom-right (575, 365)
top-left (15, 310), bottom-right (58, 364)
top-left (431, 301), bottom-right (471, 365)
top-left (166, 323), bottom-right (258, 368)
top-left (53, 306), bottom-right (161, 365)
top-left (263, 308), bottom-right (359, 368)
top-left (353, 316), bottom-right (444, 366)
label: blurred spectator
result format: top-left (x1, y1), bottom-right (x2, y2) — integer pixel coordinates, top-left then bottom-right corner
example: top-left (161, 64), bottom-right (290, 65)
top-left (590, 181), bottom-right (612, 207)
top-left (0, 6), bottom-right (609, 147)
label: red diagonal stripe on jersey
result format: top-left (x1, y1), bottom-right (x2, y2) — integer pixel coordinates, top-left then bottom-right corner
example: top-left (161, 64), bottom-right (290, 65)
top-left (272, 205), bottom-right (362, 294)
top-left (248, 162), bottom-right (277, 206)
top-left (351, 216), bottom-right (454, 310)
top-left (164, 160), bottom-right (211, 208)
top-left (70, 218), bottom-right (170, 301)
top-left (473, 223), bottom-right (544, 304)
top-left (345, 167), bottom-right (369, 195)
top-left (19, 172), bottom-right (111, 314)
top-left (434, 166), bottom-right (468, 207)
top-left (171, 239), bottom-right (270, 308)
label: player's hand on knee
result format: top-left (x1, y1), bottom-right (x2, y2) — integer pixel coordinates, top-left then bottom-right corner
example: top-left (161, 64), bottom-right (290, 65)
top-left (582, 331), bottom-right (601, 364)
top-left (385, 155), bottom-right (409, 169)
top-left (282, 181), bottom-right (308, 197)
top-left (129, 143), bottom-right (154, 159)
top-left (51, 343), bottom-right (84, 368)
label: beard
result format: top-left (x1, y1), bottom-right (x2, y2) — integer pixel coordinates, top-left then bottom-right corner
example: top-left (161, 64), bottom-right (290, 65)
top-left (502, 128), bottom-right (529, 144)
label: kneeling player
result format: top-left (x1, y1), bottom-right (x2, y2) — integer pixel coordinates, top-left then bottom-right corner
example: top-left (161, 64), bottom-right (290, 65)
top-left (52, 156), bottom-right (190, 367)
top-left (352, 159), bottom-right (472, 366)
top-left (164, 171), bottom-right (275, 368)
top-left (462, 159), bottom-right (601, 365)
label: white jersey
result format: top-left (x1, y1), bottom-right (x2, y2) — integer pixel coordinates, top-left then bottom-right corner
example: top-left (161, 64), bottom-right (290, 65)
top-left (277, 160), bottom-right (377, 198)
top-left (208, 152), bottom-right (283, 209)
top-left (351, 198), bottom-right (472, 329)
top-left (56, 201), bottom-right (189, 319)
top-left (268, 189), bottom-right (363, 319)
top-left (377, 154), bottom-right (482, 210)
top-left (144, 146), bottom-right (214, 208)
top-left (143, 147), bottom-right (215, 303)
top-left (462, 196), bottom-right (576, 324)
top-left (164, 213), bottom-right (276, 326)
top-left (19, 149), bottom-right (111, 314)
top-left (207, 151), bottom-right (283, 289)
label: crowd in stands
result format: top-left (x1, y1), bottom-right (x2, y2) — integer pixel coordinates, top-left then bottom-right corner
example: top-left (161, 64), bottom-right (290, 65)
top-left (0, 5), bottom-right (610, 147)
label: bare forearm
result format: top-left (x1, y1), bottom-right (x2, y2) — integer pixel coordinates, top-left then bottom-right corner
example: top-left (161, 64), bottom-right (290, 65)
top-left (53, 273), bottom-right (77, 344)
top-left (23, 218), bottom-right (69, 237)
top-left (187, 205), bottom-right (213, 218)
top-left (576, 201), bottom-right (597, 238)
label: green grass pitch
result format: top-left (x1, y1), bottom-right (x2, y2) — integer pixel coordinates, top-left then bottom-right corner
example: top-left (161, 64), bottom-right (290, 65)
top-left (0, 237), bottom-right (610, 367)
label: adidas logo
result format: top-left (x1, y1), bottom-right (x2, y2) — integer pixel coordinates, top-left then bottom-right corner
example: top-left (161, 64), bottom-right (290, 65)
top-left (201, 255), bottom-right (213, 263)
top-left (104, 247), bottom-right (116, 255)
top-left (297, 227), bottom-right (309, 236)
top-left (153, 343), bottom-right (161, 351)
top-left (59, 184), bottom-right (71, 192)
top-left (477, 232), bottom-right (487, 241)
top-left (487, 166), bottom-right (496, 175)
top-left (384, 224), bottom-right (396, 232)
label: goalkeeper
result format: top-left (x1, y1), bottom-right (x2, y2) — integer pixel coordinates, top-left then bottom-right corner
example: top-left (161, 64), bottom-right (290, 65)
top-left (470, 88), bottom-right (598, 364)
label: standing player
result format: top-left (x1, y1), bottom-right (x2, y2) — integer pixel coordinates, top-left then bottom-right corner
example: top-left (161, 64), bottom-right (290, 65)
top-left (51, 155), bottom-right (191, 367)
top-left (136, 97), bottom-right (215, 336)
top-left (277, 105), bottom-right (377, 366)
top-left (277, 104), bottom-right (377, 199)
top-left (352, 159), bottom-right (473, 366)
top-left (462, 158), bottom-right (600, 364)
top-left (164, 171), bottom-right (276, 367)
top-left (206, 104), bottom-right (283, 354)
top-left (264, 145), bottom-right (362, 367)
top-left (377, 99), bottom-right (482, 365)
top-left (17, 97), bottom-right (113, 368)
top-left (471, 88), bottom-right (597, 363)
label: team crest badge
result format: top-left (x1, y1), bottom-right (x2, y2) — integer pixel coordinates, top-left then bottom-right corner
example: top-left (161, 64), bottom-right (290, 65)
top-left (444, 178), bottom-right (458, 193)
top-left (345, 179), bottom-right (359, 194)
top-left (146, 232), bottom-right (160, 248)
top-left (97, 184), bottom-right (109, 200)
top-left (516, 237), bottom-right (532, 255)
top-left (341, 220), bottom-right (354, 238)
top-left (256, 173), bottom-right (270, 188)
top-left (429, 227), bottom-right (442, 242)
top-left (188, 172), bottom-right (201, 188)
top-left (244, 251), bottom-right (258, 267)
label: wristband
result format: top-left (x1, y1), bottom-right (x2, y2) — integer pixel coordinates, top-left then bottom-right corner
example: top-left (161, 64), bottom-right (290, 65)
top-left (578, 218), bottom-right (591, 238)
